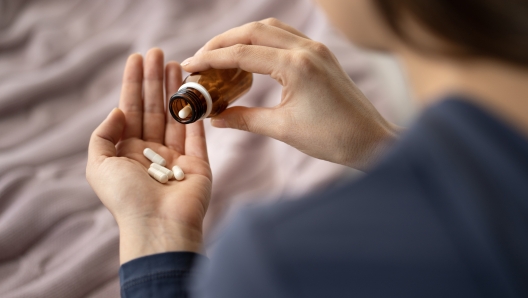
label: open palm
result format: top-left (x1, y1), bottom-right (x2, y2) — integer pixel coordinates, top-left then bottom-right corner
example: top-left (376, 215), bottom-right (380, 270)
top-left (86, 49), bottom-right (212, 263)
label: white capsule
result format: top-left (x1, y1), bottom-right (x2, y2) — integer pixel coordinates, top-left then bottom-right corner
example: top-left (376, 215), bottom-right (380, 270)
top-left (178, 104), bottom-right (192, 119)
top-left (143, 148), bottom-right (166, 166)
top-left (150, 163), bottom-right (174, 179)
top-left (148, 167), bottom-right (168, 183)
top-left (172, 165), bottom-right (185, 181)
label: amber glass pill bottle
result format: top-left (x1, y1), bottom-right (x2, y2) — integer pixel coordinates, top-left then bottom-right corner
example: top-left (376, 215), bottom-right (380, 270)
top-left (169, 68), bottom-right (253, 124)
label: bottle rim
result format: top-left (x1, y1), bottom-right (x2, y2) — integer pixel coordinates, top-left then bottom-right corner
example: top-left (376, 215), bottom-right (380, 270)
top-left (169, 88), bottom-right (207, 124)
top-left (178, 82), bottom-right (212, 119)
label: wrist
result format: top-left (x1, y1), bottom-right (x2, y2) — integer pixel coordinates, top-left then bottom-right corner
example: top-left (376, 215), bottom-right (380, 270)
top-left (118, 218), bottom-right (203, 265)
top-left (342, 120), bottom-right (400, 171)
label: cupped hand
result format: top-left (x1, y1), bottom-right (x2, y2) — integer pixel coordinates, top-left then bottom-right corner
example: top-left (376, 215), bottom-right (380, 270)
top-left (86, 48), bottom-right (212, 264)
top-left (182, 18), bottom-right (398, 171)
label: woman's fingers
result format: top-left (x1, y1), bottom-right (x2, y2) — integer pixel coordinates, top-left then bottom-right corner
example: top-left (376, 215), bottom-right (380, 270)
top-left (164, 61), bottom-right (186, 153)
top-left (142, 48), bottom-right (166, 143)
top-left (185, 121), bottom-right (208, 163)
top-left (184, 19), bottom-right (314, 79)
top-left (258, 18), bottom-right (310, 39)
top-left (210, 106), bottom-right (278, 139)
top-left (199, 21), bottom-right (307, 54)
top-left (184, 45), bottom-right (287, 78)
top-left (119, 54), bottom-right (143, 139)
top-left (196, 18), bottom-right (310, 55)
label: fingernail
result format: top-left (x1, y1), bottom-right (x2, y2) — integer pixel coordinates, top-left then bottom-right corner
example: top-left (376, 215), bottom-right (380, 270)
top-left (211, 118), bottom-right (227, 128)
top-left (181, 58), bottom-right (192, 66)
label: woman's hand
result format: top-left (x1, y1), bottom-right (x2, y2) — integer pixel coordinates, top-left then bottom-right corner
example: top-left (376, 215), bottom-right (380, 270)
top-left (86, 49), bottom-right (212, 264)
top-left (182, 18), bottom-right (398, 171)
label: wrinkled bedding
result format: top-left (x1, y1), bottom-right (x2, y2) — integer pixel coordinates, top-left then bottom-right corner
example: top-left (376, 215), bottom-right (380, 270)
top-left (0, 0), bottom-right (396, 296)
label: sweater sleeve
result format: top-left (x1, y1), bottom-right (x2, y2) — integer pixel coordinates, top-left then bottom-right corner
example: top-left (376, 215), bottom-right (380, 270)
top-left (119, 252), bottom-right (207, 298)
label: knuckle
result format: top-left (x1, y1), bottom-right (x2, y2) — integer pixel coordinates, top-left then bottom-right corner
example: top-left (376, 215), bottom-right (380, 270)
top-left (247, 22), bottom-right (266, 41)
top-left (235, 114), bottom-right (251, 132)
top-left (231, 44), bottom-right (247, 59)
top-left (248, 21), bottom-right (266, 32)
top-left (289, 42), bottom-right (332, 74)
top-left (144, 69), bottom-right (161, 81)
top-left (202, 39), bottom-right (214, 51)
top-left (144, 100), bottom-right (162, 113)
top-left (261, 17), bottom-right (280, 26)
top-left (310, 42), bottom-right (332, 58)
top-left (122, 98), bottom-right (142, 112)
top-left (246, 22), bottom-right (267, 43)
top-left (291, 50), bottom-right (317, 73)
top-left (144, 101), bottom-right (155, 112)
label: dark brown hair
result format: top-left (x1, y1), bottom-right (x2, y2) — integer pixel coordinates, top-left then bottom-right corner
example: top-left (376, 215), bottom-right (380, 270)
top-left (373, 0), bottom-right (528, 66)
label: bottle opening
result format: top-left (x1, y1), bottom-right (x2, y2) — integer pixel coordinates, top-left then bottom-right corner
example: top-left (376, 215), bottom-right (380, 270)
top-left (169, 88), bottom-right (207, 124)
top-left (171, 97), bottom-right (192, 122)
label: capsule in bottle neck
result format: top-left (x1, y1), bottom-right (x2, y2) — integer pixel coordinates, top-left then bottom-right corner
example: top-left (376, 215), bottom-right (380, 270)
top-left (169, 68), bottom-right (253, 124)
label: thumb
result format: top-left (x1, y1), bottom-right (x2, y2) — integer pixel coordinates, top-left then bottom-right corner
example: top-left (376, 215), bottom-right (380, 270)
top-left (210, 106), bottom-right (279, 138)
top-left (88, 108), bottom-right (126, 165)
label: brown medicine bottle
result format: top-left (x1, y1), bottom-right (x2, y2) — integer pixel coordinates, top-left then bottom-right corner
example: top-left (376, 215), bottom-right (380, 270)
top-left (169, 68), bottom-right (253, 124)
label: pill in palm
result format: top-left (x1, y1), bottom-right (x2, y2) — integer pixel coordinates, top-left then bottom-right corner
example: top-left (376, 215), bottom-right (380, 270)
top-left (172, 165), bottom-right (185, 181)
top-left (150, 163), bottom-right (174, 179)
top-left (148, 167), bottom-right (168, 183)
top-left (143, 148), bottom-right (166, 166)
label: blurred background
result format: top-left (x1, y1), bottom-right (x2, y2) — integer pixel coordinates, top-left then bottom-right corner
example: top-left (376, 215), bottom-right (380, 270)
top-left (0, 0), bottom-right (413, 296)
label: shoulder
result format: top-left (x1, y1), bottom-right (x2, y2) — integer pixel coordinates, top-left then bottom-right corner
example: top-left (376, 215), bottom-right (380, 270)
top-left (196, 97), bottom-right (528, 297)
top-left (198, 154), bottom-right (479, 297)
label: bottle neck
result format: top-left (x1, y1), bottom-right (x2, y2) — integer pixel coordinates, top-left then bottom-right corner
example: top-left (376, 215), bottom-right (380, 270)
top-left (169, 87), bottom-right (208, 124)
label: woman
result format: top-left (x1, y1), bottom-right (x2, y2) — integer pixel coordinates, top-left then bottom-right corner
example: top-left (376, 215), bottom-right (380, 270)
top-left (86, 0), bottom-right (528, 297)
